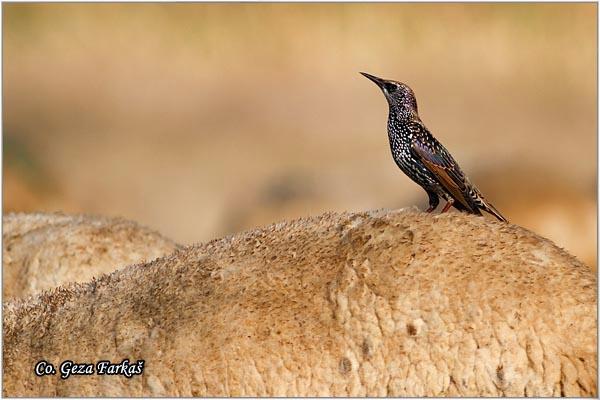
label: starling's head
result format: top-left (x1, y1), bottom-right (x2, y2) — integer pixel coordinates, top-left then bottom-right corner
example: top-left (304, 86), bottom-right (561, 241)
top-left (360, 72), bottom-right (418, 116)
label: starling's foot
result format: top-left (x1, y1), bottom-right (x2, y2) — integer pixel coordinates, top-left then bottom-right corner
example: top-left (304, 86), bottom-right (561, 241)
top-left (441, 199), bottom-right (454, 213)
top-left (425, 191), bottom-right (439, 213)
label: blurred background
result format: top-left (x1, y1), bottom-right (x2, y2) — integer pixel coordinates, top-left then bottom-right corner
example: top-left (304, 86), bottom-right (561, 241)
top-left (3, 3), bottom-right (597, 268)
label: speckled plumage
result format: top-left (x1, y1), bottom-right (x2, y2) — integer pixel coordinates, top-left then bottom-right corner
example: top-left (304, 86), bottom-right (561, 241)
top-left (361, 72), bottom-right (507, 222)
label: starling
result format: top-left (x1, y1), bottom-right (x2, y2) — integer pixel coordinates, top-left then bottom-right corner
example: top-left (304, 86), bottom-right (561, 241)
top-left (361, 72), bottom-right (507, 222)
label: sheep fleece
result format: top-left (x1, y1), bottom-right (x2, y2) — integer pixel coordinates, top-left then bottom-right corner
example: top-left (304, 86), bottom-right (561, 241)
top-left (3, 212), bottom-right (179, 299)
top-left (3, 210), bottom-right (597, 396)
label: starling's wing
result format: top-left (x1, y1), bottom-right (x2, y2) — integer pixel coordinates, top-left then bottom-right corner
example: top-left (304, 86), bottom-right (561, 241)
top-left (408, 124), bottom-right (476, 213)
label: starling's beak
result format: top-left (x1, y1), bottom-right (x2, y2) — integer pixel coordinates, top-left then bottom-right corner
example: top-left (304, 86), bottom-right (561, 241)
top-left (360, 72), bottom-right (387, 89)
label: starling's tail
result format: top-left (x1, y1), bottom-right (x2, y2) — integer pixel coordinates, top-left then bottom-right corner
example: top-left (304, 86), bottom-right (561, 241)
top-left (480, 200), bottom-right (508, 223)
top-left (468, 185), bottom-right (508, 223)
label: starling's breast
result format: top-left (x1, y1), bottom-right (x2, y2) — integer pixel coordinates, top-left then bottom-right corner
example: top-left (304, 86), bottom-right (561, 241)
top-left (387, 116), bottom-right (441, 191)
top-left (387, 117), bottom-right (414, 163)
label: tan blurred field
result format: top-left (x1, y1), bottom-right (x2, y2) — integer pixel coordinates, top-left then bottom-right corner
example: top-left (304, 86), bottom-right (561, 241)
top-left (3, 3), bottom-right (597, 267)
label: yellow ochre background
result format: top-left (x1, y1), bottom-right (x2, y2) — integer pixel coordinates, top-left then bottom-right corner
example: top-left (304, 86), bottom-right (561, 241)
top-left (3, 3), bottom-right (597, 268)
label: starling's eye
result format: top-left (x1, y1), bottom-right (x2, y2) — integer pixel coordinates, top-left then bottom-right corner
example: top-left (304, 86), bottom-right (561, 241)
top-left (384, 83), bottom-right (397, 93)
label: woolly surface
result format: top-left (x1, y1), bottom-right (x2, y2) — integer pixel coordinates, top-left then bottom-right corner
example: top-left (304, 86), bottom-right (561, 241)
top-left (3, 212), bottom-right (179, 299)
top-left (3, 209), bottom-right (596, 396)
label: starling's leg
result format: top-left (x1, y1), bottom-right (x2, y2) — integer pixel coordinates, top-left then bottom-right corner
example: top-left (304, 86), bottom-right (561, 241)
top-left (425, 191), bottom-right (439, 213)
top-left (441, 198), bottom-right (454, 213)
